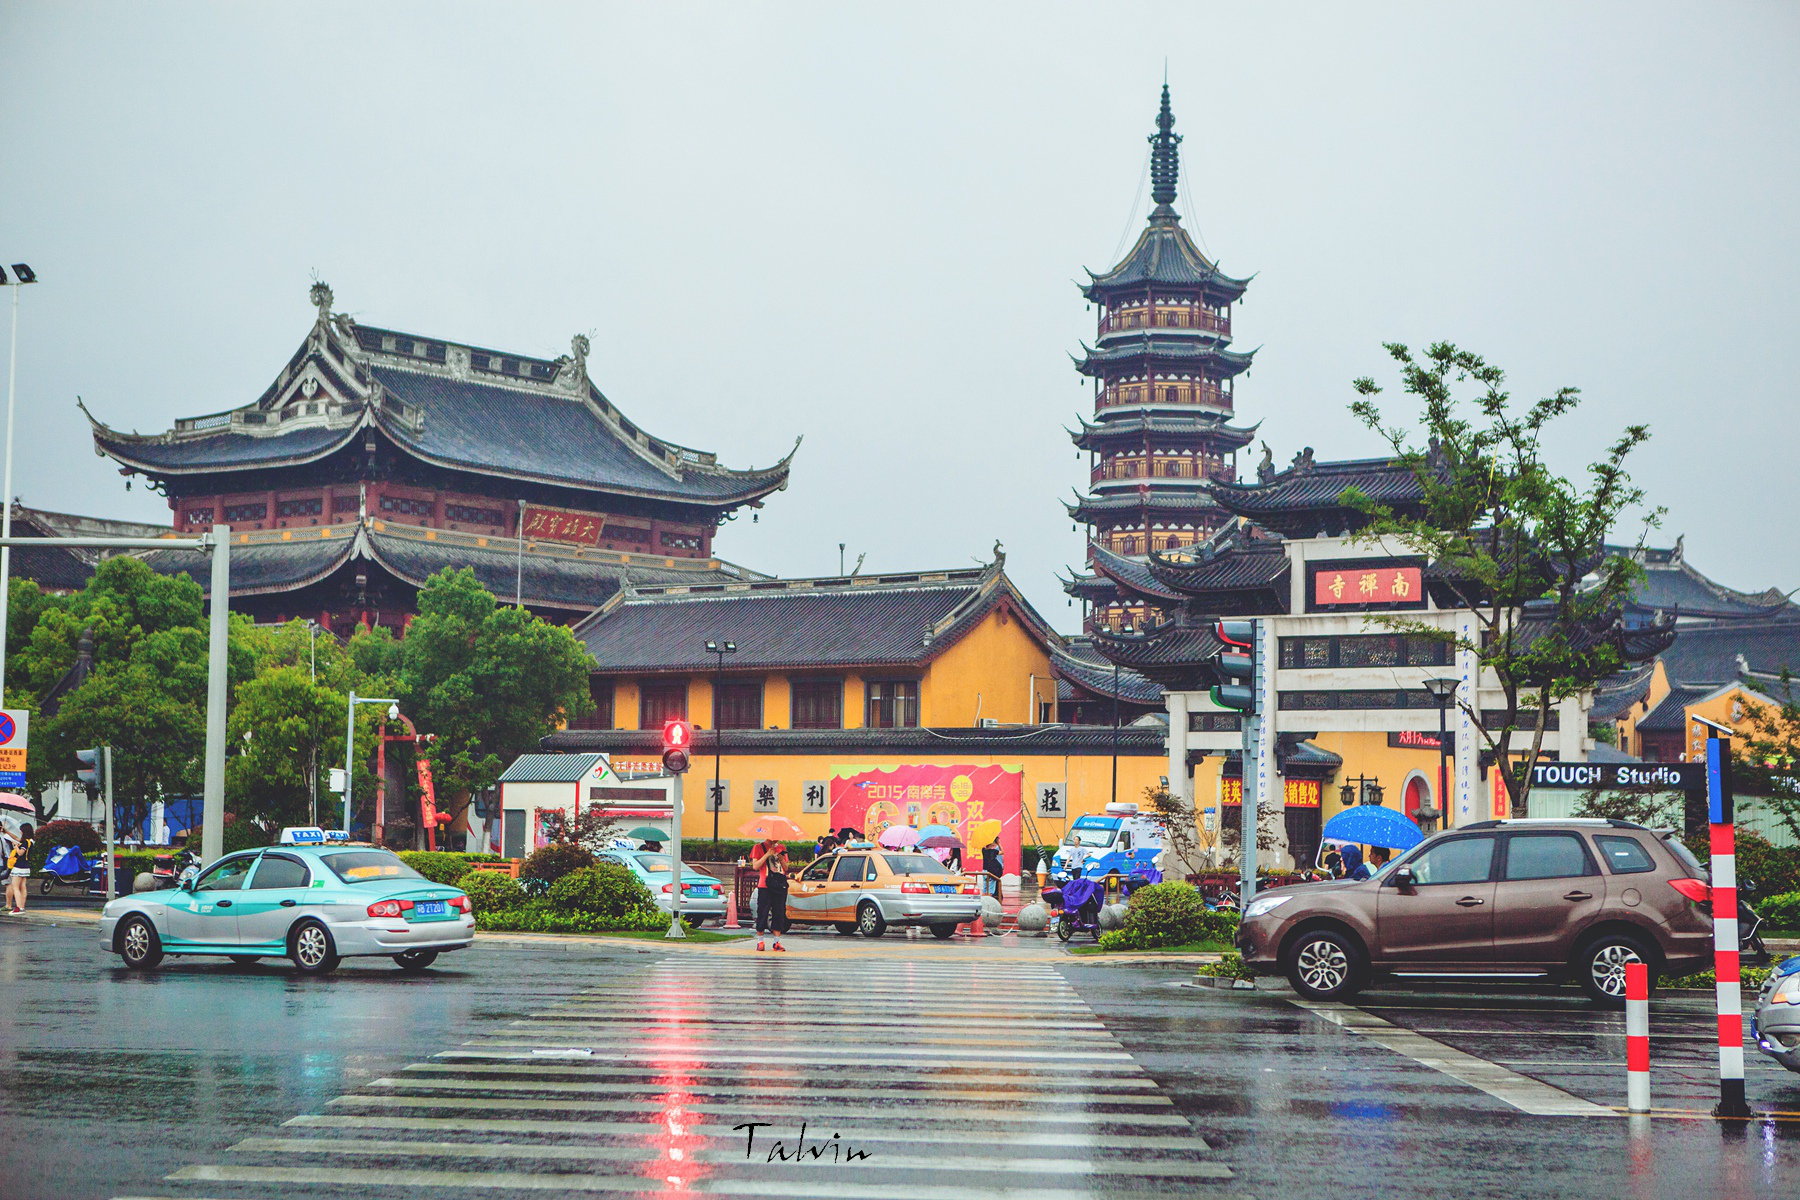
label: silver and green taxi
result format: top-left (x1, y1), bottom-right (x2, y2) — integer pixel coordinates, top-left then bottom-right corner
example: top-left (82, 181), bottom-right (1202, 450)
top-left (99, 845), bottom-right (475, 975)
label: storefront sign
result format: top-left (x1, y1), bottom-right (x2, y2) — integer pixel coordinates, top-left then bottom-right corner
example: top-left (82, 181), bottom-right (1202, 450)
top-left (521, 504), bottom-right (604, 546)
top-left (0, 709), bottom-right (28, 790)
top-left (1284, 779), bottom-right (1321, 808)
top-left (1528, 761), bottom-right (1703, 791)
top-left (831, 764), bottom-right (1023, 874)
top-left (1221, 778), bottom-right (1242, 805)
top-left (1388, 730), bottom-right (1445, 750)
top-left (1306, 559), bottom-right (1426, 613)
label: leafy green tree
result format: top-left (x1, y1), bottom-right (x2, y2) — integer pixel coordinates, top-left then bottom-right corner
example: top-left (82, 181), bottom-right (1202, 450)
top-left (227, 665), bottom-right (382, 837)
top-left (1346, 342), bottom-right (1660, 815)
top-left (1733, 670), bottom-right (1800, 845)
top-left (397, 569), bottom-right (594, 806)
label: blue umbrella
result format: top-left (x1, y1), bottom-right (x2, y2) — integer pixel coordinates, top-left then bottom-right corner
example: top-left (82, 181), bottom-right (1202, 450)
top-left (917, 824), bottom-right (958, 841)
top-left (1322, 805), bottom-right (1425, 851)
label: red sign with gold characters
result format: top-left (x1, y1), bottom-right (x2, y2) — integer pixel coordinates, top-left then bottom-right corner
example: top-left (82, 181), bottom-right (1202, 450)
top-left (1310, 562), bottom-right (1424, 610)
top-left (1284, 779), bottom-right (1321, 808)
top-left (521, 504), bottom-right (604, 546)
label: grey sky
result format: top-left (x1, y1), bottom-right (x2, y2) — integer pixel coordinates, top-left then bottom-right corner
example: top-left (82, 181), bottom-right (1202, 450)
top-left (3, 3), bottom-right (1795, 631)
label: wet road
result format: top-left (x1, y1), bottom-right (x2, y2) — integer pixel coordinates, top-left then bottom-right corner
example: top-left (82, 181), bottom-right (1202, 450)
top-left (5, 915), bottom-right (1800, 1198)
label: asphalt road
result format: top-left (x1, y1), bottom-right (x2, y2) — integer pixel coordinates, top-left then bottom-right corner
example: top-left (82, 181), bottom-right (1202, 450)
top-left (4, 914), bottom-right (1800, 1199)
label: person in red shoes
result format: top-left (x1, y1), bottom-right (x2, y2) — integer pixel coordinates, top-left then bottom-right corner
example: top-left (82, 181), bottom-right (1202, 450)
top-left (750, 837), bottom-right (790, 951)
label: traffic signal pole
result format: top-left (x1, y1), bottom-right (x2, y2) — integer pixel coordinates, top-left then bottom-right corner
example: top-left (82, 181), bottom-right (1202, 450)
top-left (103, 746), bottom-right (114, 899)
top-left (1213, 619), bottom-right (1262, 911)
top-left (661, 717), bottom-right (694, 940)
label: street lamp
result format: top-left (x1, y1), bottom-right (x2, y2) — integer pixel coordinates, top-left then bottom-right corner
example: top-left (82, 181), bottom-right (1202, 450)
top-left (0, 262), bottom-right (40, 694)
top-left (1339, 775), bottom-right (1384, 808)
top-left (342, 691), bottom-right (401, 837)
top-left (1422, 677), bottom-right (1460, 833)
top-left (705, 639), bottom-right (736, 853)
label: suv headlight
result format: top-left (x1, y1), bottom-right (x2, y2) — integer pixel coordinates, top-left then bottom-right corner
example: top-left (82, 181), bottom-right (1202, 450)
top-left (1242, 894), bottom-right (1292, 921)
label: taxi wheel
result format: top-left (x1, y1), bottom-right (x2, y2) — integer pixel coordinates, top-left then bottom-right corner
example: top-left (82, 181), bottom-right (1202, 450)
top-left (834, 922), bottom-right (859, 935)
top-left (290, 920), bottom-right (340, 975)
top-left (930, 923), bottom-right (957, 940)
top-left (118, 915), bottom-right (163, 970)
top-left (228, 955), bottom-right (260, 968)
top-left (856, 901), bottom-right (887, 938)
top-left (394, 950), bottom-right (439, 973)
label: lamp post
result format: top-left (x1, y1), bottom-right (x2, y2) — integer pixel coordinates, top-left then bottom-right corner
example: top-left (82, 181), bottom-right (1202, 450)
top-left (343, 692), bottom-right (400, 837)
top-left (705, 639), bottom-right (736, 853)
top-left (0, 263), bottom-right (39, 694)
top-left (1422, 677), bottom-right (1460, 833)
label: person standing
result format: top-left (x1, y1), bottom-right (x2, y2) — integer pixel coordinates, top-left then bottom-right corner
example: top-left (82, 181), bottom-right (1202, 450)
top-left (750, 837), bottom-right (789, 952)
top-left (982, 839), bottom-right (1003, 897)
top-left (6, 822), bottom-right (34, 915)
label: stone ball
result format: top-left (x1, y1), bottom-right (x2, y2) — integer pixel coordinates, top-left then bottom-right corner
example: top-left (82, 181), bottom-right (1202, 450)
top-left (132, 872), bottom-right (159, 893)
top-left (1016, 902), bottom-right (1050, 932)
top-left (979, 895), bottom-right (1005, 924)
top-left (1098, 902), bottom-right (1129, 931)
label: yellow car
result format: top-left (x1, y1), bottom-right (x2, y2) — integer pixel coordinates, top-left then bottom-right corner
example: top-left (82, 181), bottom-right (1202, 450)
top-left (786, 846), bottom-right (983, 938)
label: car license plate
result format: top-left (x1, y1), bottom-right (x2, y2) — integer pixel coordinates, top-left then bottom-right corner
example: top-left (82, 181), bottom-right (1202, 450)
top-left (413, 900), bottom-right (446, 917)
top-left (934, 884), bottom-right (956, 894)
top-left (692, 887), bottom-right (714, 897)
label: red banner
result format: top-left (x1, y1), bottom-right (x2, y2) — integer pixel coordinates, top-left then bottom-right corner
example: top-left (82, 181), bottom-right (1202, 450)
top-left (1314, 566), bottom-right (1422, 607)
top-left (521, 504), bottom-right (604, 546)
top-left (417, 756), bottom-right (438, 828)
top-left (830, 764), bottom-right (1022, 876)
top-left (1284, 779), bottom-right (1321, 809)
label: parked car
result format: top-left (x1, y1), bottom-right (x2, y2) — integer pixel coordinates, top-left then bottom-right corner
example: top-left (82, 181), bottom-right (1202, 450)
top-left (787, 847), bottom-right (983, 938)
top-left (99, 846), bottom-right (474, 975)
top-left (1235, 818), bottom-right (1720, 1005)
top-left (1753, 955), bottom-right (1800, 1073)
top-left (596, 849), bottom-right (725, 924)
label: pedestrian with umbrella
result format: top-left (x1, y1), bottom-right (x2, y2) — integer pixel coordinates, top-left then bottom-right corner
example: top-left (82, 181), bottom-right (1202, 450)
top-left (738, 816), bottom-right (802, 951)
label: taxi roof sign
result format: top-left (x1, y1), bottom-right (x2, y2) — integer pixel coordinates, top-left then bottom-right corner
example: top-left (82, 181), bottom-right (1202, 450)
top-left (279, 827), bottom-right (350, 845)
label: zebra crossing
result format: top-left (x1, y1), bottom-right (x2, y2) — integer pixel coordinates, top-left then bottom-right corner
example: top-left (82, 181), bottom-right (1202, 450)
top-left (133, 958), bottom-right (1234, 1198)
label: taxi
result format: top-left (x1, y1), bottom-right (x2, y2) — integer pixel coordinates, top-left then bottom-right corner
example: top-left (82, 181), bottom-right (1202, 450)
top-left (99, 841), bottom-right (475, 975)
top-left (786, 845), bottom-right (983, 938)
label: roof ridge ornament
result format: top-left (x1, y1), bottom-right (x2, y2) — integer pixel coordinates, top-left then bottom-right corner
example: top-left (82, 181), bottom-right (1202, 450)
top-left (1256, 441), bottom-right (1274, 482)
top-left (310, 280), bottom-right (333, 324)
top-left (553, 334), bottom-right (591, 395)
top-left (1148, 83), bottom-right (1181, 210)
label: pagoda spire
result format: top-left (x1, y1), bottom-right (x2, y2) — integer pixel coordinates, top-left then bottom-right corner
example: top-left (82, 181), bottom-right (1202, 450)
top-left (1148, 83), bottom-right (1181, 209)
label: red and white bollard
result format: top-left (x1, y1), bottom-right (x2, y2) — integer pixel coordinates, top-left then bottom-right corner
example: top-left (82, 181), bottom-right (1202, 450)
top-left (1704, 732), bottom-right (1751, 1118)
top-left (1625, 961), bottom-right (1650, 1113)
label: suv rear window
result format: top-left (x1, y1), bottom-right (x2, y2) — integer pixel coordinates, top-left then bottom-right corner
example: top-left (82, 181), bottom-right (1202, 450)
top-left (1594, 835), bottom-right (1656, 875)
top-left (1662, 835), bottom-right (1707, 878)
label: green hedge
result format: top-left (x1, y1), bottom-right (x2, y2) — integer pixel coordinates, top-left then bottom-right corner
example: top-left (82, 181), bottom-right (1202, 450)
top-left (396, 850), bottom-right (502, 886)
top-left (1685, 832), bottom-right (1800, 898)
top-left (549, 864), bottom-right (656, 918)
top-left (476, 901), bottom-right (675, 934)
top-left (1756, 890), bottom-right (1800, 934)
top-left (459, 871), bottom-right (525, 914)
top-left (677, 838), bottom-right (816, 864)
top-left (1097, 883), bottom-right (1239, 951)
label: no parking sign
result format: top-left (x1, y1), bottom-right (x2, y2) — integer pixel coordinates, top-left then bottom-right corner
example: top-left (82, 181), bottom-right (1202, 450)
top-left (0, 709), bottom-right (28, 790)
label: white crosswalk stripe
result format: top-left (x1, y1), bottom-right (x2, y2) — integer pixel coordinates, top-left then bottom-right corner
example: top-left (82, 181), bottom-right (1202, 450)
top-left (142, 958), bottom-right (1233, 1198)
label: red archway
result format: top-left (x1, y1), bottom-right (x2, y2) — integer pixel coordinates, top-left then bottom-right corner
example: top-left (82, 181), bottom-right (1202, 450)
top-left (1404, 776), bottom-right (1429, 823)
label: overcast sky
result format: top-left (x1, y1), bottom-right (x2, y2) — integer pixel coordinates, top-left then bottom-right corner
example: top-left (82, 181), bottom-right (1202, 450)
top-left (3, 3), bottom-right (1795, 631)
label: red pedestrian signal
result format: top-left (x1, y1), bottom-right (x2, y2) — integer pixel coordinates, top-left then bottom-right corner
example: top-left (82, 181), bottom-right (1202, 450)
top-left (662, 717), bottom-right (693, 775)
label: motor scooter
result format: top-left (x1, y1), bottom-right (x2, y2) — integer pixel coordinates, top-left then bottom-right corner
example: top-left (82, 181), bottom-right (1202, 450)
top-left (152, 847), bottom-right (200, 891)
top-left (39, 845), bottom-right (101, 894)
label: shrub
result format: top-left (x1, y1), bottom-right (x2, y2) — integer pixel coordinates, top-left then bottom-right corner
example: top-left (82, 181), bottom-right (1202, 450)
top-left (1196, 952), bottom-right (1255, 980)
top-left (1095, 883), bottom-right (1240, 950)
top-left (1684, 832), bottom-right (1800, 898)
top-left (399, 851), bottom-right (481, 885)
top-left (459, 870), bottom-right (525, 914)
top-left (519, 844), bottom-right (596, 888)
top-left (549, 863), bottom-right (656, 918)
top-left (1757, 890), bottom-right (1800, 934)
top-left (476, 900), bottom-right (674, 934)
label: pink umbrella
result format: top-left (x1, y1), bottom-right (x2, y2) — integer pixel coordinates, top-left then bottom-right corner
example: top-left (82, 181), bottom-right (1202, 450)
top-left (0, 794), bottom-right (32, 814)
top-left (877, 825), bottom-right (920, 849)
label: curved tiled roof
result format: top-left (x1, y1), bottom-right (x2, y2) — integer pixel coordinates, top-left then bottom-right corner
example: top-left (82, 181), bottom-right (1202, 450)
top-left (1082, 213), bottom-right (1250, 303)
top-left (1051, 640), bottom-right (1165, 705)
top-left (91, 420), bottom-right (359, 473)
top-left (1069, 411), bottom-right (1259, 451)
top-left (1065, 488), bottom-right (1224, 523)
top-left (1084, 541), bottom-right (1187, 603)
top-left (1210, 455), bottom-right (1428, 537)
top-left (1087, 619), bottom-right (1224, 691)
top-left (572, 563), bottom-right (1059, 675)
top-left (1075, 335), bottom-right (1256, 379)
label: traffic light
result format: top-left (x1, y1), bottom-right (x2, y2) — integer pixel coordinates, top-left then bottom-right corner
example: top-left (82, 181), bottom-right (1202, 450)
top-left (1210, 619), bottom-right (1258, 712)
top-left (661, 717), bottom-right (693, 775)
top-left (76, 748), bottom-right (102, 794)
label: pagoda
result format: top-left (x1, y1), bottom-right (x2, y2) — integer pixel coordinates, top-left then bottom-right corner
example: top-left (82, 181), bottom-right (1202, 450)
top-left (1063, 86), bottom-right (1259, 634)
top-left (83, 283), bottom-right (795, 630)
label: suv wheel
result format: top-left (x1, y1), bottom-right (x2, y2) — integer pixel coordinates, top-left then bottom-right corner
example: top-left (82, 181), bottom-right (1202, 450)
top-left (1579, 933), bottom-right (1655, 1006)
top-left (1285, 928), bottom-right (1365, 1001)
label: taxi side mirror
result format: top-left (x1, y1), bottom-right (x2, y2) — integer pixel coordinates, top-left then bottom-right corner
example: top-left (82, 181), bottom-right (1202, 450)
top-left (180, 877), bottom-right (196, 891)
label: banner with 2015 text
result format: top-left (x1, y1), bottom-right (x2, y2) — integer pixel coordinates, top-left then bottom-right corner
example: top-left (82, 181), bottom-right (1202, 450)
top-left (829, 764), bottom-right (1023, 877)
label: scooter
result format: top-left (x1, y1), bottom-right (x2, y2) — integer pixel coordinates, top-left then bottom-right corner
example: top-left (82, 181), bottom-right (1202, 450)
top-left (39, 845), bottom-right (100, 894)
top-left (1049, 876), bottom-right (1107, 943)
top-left (152, 847), bottom-right (200, 891)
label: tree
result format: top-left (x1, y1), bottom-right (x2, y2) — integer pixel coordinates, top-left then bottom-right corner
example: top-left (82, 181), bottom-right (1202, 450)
top-left (227, 665), bottom-right (379, 837)
top-left (1346, 342), bottom-right (1661, 816)
top-left (1732, 670), bottom-right (1800, 845)
top-left (397, 569), bottom-right (594, 809)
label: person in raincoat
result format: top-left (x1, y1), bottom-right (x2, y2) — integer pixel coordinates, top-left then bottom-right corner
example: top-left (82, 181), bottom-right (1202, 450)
top-left (1341, 843), bottom-right (1372, 882)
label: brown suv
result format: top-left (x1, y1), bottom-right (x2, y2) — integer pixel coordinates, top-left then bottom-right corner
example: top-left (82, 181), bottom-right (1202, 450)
top-left (1235, 818), bottom-right (1716, 1004)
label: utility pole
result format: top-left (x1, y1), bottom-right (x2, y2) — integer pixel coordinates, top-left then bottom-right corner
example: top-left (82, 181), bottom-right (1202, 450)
top-left (103, 746), bottom-right (115, 899)
top-left (0, 263), bottom-right (40, 695)
top-left (1213, 620), bottom-right (1260, 910)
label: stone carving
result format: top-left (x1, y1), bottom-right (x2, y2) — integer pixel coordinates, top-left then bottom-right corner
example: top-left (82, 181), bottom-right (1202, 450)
top-left (1256, 441), bottom-right (1275, 482)
top-left (554, 334), bottom-right (591, 394)
top-left (1290, 446), bottom-right (1315, 471)
top-left (309, 281), bottom-right (333, 322)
